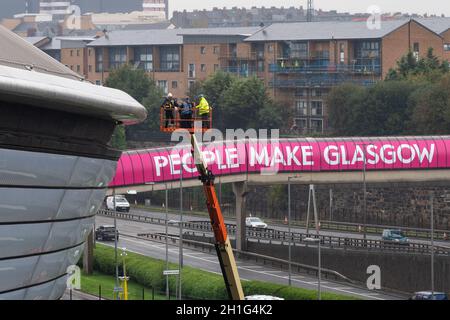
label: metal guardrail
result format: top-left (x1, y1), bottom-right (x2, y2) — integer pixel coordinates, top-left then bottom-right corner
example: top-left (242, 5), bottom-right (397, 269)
top-left (133, 232), bottom-right (354, 284)
top-left (302, 220), bottom-right (450, 242)
top-left (97, 210), bottom-right (450, 256)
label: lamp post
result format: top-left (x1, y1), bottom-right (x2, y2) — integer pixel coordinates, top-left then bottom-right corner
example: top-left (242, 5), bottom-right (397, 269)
top-left (112, 187), bottom-right (121, 300)
top-left (430, 192), bottom-right (435, 298)
top-left (178, 169), bottom-right (183, 300)
top-left (305, 184), bottom-right (321, 300)
top-left (120, 247), bottom-right (129, 300)
top-left (287, 175), bottom-right (300, 286)
top-left (363, 143), bottom-right (367, 241)
top-left (164, 182), bottom-right (169, 299)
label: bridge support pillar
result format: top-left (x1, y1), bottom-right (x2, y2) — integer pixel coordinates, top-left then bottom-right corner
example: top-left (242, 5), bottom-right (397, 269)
top-left (232, 182), bottom-right (249, 252)
top-left (83, 229), bottom-right (94, 275)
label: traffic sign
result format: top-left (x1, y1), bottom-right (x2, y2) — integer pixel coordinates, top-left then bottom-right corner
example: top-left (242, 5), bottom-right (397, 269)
top-left (163, 270), bottom-right (180, 276)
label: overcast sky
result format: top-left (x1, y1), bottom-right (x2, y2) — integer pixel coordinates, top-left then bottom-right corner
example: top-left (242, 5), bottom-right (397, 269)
top-left (169, 0), bottom-right (450, 16)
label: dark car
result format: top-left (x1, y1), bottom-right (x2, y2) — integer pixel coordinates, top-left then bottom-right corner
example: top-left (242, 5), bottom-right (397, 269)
top-left (410, 291), bottom-right (448, 300)
top-left (95, 225), bottom-right (119, 241)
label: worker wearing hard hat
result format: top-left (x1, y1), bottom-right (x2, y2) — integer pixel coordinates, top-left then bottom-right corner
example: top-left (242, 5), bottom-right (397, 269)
top-left (195, 94), bottom-right (211, 129)
top-left (161, 93), bottom-right (177, 128)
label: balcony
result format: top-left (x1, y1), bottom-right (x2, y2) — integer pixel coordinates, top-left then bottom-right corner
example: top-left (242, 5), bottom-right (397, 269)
top-left (269, 63), bottom-right (381, 75)
top-left (219, 51), bottom-right (264, 61)
top-left (269, 77), bottom-right (378, 88)
top-left (221, 66), bottom-right (258, 77)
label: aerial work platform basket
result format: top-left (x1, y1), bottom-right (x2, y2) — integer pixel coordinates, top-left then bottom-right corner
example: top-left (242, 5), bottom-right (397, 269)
top-left (159, 108), bottom-right (212, 133)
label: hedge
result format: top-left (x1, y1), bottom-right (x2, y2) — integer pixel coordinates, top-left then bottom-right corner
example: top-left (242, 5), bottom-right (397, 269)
top-left (92, 244), bottom-right (357, 300)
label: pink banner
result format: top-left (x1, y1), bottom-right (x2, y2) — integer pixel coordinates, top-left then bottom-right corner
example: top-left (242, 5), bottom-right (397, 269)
top-left (110, 137), bottom-right (450, 187)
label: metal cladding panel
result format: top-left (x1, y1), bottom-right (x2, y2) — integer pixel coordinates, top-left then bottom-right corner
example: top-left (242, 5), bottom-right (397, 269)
top-left (0, 189), bottom-right (105, 223)
top-left (0, 148), bottom-right (117, 188)
top-left (0, 245), bottom-right (83, 294)
top-left (110, 137), bottom-right (450, 187)
top-left (0, 217), bottom-right (93, 259)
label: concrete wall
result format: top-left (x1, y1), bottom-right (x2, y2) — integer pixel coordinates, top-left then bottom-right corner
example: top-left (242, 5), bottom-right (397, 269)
top-left (246, 241), bottom-right (450, 295)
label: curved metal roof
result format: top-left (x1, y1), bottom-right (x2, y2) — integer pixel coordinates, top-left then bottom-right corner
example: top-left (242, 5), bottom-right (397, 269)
top-left (0, 25), bottom-right (147, 125)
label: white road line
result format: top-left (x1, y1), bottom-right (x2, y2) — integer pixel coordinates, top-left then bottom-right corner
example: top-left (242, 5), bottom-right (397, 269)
top-left (112, 237), bottom-right (386, 300)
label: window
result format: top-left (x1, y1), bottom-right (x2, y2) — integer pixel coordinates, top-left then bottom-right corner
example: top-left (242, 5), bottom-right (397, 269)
top-left (172, 81), bottom-right (178, 89)
top-left (77, 50), bottom-right (80, 57)
top-left (160, 46), bottom-right (180, 71)
top-left (214, 64), bottom-right (219, 72)
top-left (213, 46), bottom-right (219, 54)
top-left (70, 50), bottom-right (73, 57)
top-left (200, 46), bottom-right (206, 54)
top-left (295, 101), bottom-right (308, 116)
top-left (294, 118), bottom-right (307, 129)
top-left (95, 48), bottom-right (103, 72)
top-left (444, 44), bottom-right (450, 51)
top-left (201, 64), bottom-right (206, 72)
top-left (76, 65), bottom-right (80, 73)
top-left (310, 119), bottom-right (323, 133)
top-left (134, 47), bottom-right (153, 71)
top-left (268, 44), bottom-right (274, 53)
top-left (109, 47), bottom-right (127, 70)
top-left (289, 42), bottom-right (308, 58)
top-left (188, 63), bottom-right (195, 78)
top-left (88, 65), bottom-right (92, 73)
top-left (311, 89), bottom-right (323, 97)
top-left (295, 89), bottom-right (307, 97)
top-left (339, 43), bottom-right (345, 63)
top-left (95, 80), bottom-right (101, 86)
top-left (257, 60), bottom-right (264, 72)
top-left (413, 42), bottom-right (420, 60)
top-left (354, 41), bottom-right (381, 72)
top-left (70, 65), bottom-right (73, 70)
top-left (311, 101), bottom-right (323, 116)
top-left (157, 80), bottom-right (168, 95)
top-left (188, 80), bottom-right (195, 90)
top-left (88, 49), bottom-right (92, 56)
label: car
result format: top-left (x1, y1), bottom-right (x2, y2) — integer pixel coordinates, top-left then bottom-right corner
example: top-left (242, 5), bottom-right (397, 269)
top-left (245, 295), bottom-right (284, 300)
top-left (95, 225), bottom-right (119, 241)
top-left (246, 217), bottom-right (268, 229)
top-left (105, 195), bottom-right (130, 212)
top-left (382, 229), bottom-right (409, 245)
top-left (410, 291), bottom-right (448, 300)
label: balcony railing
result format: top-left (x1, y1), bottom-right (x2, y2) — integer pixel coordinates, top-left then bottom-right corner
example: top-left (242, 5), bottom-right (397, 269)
top-left (269, 77), bottom-right (378, 88)
top-left (269, 63), bottom-right (382, 75)
top-left (221, 66), bottom-right (259, 77)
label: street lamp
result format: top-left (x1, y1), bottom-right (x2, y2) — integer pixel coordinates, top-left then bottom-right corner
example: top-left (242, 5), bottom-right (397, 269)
top-left (287, 175), bottom-right (300, 286)
top-left (178, 168), bottom-right (183, 300)
top-left (112, 187), bottom-right (121, 300)
top-left (430, 192), bottom-right (435, 298)
top-left (304, 184), bottom-right (321, 300)
top-left (362, 143), bottom-right (367, 241)
top-left (119, 247), bottom-right (129, 300)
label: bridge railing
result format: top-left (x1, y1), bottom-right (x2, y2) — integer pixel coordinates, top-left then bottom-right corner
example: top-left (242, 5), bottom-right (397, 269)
top-left (97, 209), bottom-right (450, 255)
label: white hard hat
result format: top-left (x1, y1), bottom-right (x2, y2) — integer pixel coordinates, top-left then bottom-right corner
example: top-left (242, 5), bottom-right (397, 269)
top-left (167, 93), bottom-right (173, 98)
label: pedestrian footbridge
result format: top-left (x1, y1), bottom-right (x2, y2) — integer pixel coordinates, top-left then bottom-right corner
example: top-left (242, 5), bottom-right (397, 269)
top-left (109, 136), bottom-right (450, 193)
top-left (108, 136), bottom-right (450, 252)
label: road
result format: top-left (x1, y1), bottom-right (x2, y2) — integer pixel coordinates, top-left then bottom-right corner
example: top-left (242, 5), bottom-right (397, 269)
top-left (120, 208), bottom-right (449, 247)
top-left (95, 215), bottom-right (405, 300)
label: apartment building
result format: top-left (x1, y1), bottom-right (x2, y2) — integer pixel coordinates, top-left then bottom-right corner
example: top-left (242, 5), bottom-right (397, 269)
top-left (86, 27), bottom-right (259, 96)
top-left (245, 19), bottom-right (446, 133)
top-left (28, 18), bottom-right (450, 134)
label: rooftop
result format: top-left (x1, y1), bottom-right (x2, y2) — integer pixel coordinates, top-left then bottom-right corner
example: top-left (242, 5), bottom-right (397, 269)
top-left (416, 17), bottom-right (450, 34)
top-left (89, 28), bottom-right (183, 47)
top-left (245, 19), bottom-right (412, 41)
top-left (0, 25), bottom-right (80, 80)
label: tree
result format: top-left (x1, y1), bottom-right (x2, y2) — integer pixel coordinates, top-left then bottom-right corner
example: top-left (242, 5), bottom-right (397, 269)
top-left (105, 65), bottom-right (154, 102)
top-left (386, 48), bottom-right (449, 82)
top-left (104, 65), bottom-right (165, 143)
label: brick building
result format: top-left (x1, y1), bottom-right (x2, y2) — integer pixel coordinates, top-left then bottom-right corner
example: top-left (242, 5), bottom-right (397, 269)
top-left (26, 18), bottom-right (450, 133)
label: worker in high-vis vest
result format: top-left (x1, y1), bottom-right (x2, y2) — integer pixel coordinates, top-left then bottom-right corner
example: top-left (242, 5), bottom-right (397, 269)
top-left (195, 94), bottom-right (211, 128)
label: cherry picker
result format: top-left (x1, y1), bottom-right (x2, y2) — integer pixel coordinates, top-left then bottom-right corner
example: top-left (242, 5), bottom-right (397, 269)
top-left (160, 107), bottom-right (244, 300)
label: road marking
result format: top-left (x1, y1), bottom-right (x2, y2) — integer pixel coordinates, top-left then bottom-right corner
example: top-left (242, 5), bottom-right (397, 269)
top-left (113, 236), bottom-right (387, 300)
